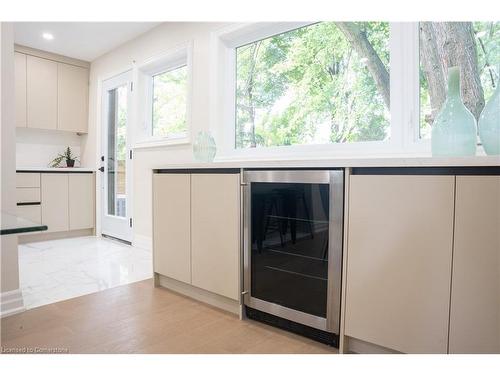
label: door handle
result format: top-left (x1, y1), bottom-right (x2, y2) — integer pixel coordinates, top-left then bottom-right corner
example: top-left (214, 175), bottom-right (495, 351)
top-left (99, 167), bottom-right (104, 172)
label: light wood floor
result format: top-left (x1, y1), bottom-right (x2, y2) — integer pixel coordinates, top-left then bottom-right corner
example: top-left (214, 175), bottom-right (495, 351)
top-left (1, 279), bottom-right (337, 354)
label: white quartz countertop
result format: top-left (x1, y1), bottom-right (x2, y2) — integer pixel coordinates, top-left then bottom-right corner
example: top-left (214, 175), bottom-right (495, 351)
top-left (17, 167), bottom-right (95, 172)
top-left (154, 155), bottom-right (500, 170)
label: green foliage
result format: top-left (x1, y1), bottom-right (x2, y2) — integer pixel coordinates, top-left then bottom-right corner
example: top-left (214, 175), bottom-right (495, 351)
top-left (236, 22), bottom-right (390, 149)
top-left (152, 66), bottom-right (188, 138)
top-left (49, 146), bottom-right (78, 167)
top-left (474, 21), bottom-right (500, 99)
top-left (116, 85), bottom-right (128, 162)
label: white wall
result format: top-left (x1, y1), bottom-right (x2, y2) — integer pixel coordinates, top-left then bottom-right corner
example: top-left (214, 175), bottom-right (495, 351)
top-left (16, 128), bottom-right (82, 168)
top-left (1, 22), bottom-right (22, 310)
top-left (86, 22), bottom-right (229, 246)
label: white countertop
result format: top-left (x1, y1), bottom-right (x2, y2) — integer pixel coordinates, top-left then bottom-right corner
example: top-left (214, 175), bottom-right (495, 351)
top-left (17, 167), bottom-right (95, 172)
top-left (154, 155), bottom-right (500, 170)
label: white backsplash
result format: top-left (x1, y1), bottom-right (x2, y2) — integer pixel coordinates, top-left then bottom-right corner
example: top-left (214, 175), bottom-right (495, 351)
top-left (16, 127), bottom-right (83, 168)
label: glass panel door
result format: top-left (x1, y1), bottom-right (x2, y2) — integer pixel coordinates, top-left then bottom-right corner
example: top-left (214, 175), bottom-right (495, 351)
top-left (250, 182), bottom-right (330, 317)
top-left (101, 71), bottom-right (132, 242)
top-left (106, 85), bottom-right (127, 218)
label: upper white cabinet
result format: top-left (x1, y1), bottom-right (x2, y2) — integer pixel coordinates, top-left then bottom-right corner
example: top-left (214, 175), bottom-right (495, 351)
top-left (14, 52), bottom-right (27, 128)
top-left (345, 174), bottom-right (455, 354)
top-left (58, 63), bottom-right (89, 133)
top-left (27, 55), bottom-right (58, 130)
top-left (15, 48), bottom-right (89, 133)
top-left (449, 176), bottom-right (500, 354)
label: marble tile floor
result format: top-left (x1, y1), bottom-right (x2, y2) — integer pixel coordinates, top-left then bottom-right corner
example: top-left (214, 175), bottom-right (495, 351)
top-left (18, 236), bottom-right (153, 309)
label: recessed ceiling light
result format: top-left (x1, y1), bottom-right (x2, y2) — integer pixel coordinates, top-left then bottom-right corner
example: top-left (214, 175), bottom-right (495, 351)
top-left (42, 32), bottom-right (54, 41)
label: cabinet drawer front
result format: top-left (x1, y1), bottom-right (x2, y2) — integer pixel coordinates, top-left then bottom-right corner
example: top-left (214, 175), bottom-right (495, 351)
top-left (16, 172), bottom-right (40, 188)
top-left (16, 187), bottom-right (41, 203)
top-left (17, 204), bottom-right (42, 223)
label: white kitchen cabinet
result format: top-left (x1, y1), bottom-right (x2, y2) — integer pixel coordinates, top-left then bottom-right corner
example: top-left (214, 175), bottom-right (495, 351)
top-left (153, 172), bottom-right (241, 303)
top-left (16, 187), bottom-right (41, 203)
top-left (17, 205), bottom-right (42, 224)
top-left (68, 173), bottom-right (94, 230)
top-left (16, 172), bottom-right (40, 188)
top-left (57, 63), bottom-right (89, 133)
top-left (15, 50), bottom-right (89, 133)
top-left (15, 52), bottom-right (27, 128)
top-left (41, 173), bottom-right (69, 233)
top-left (449, 176), bottom-right (500, 353)
top-left (27, 55), bottom-right (58, 130)
top-left (153, 174), bottom-right (192, 284)
top-left (345, 174), bottom-right (455, 354)
top-left (191, 174), bottom-right (240, 300)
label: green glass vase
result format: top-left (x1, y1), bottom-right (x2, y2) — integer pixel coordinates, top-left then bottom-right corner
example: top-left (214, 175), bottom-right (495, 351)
top-left (193, 131), bottom-right (217, 162)
top-left (478, 83), bottom-right (500, 155)
top-left (431, 66), bottom-right (477, 157)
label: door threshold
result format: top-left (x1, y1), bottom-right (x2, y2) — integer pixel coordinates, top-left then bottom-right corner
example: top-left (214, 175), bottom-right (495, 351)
top-left (102, 233), bottom-right (132, 246)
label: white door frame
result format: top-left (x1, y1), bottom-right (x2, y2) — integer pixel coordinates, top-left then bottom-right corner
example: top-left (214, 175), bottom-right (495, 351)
top-left (100, 70), bottom-right (133, 242)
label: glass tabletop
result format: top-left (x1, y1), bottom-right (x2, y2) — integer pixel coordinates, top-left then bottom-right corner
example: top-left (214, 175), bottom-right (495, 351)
top-left (1, 211), bottom-right (48, 235)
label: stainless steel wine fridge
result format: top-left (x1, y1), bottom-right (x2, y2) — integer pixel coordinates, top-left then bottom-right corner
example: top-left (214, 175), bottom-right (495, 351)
top-left (243, 169), bottom-right (344, 346)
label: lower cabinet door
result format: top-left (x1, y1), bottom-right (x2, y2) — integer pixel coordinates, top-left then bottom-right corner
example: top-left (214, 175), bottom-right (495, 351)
top-left (191, 173), bottom-right (240, 300)
top-left (41, 173), bottom-right (69, 233)
top-left (449, 176), bottom-right (500, 353)
top-left (153, 174), bottom-right (191, 284)
top-left (345, 175), bottom-right (455, 353)
top-left (68, 173), bottom-right (94, 230)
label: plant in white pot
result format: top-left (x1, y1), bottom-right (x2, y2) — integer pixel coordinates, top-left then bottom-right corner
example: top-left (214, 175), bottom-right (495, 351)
top-left (49, 146), bottom-right (79, 168)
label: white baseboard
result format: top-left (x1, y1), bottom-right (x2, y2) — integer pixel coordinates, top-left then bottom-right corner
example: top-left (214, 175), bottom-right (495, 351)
top-left (18, 228), bottom-right (94, 244)
top-left (0, 288), bottom-right (25, 318)
top-left (345, 336), bottom-right (401, 354)
top-left (133, 234), bottom-right (152, 251)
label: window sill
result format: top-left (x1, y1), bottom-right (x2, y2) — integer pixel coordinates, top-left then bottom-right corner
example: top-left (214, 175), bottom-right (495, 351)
top-left (133, 137), bottom-right (191, 150)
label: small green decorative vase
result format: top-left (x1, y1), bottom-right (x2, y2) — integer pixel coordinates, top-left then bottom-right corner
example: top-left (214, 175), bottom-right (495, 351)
top-left (431, 67), bottom-right (477, 157)
top-left (478, 83), bottom-right (500, 155)
top-left (193, 131), bottom-right (217, 162)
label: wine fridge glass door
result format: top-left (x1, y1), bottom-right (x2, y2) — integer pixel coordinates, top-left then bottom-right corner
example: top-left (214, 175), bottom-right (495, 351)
top-left (243, 170), bottom-right (343, 333)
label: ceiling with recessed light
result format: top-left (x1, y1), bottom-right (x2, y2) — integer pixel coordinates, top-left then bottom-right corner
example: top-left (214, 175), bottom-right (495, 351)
top-left (14, 22), bottom-right (160, 61)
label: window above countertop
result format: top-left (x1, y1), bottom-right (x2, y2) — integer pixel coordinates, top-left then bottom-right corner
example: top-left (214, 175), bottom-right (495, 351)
top-left (133, 42), bottom-right (193, 149)
top-left (210, 22), bottom-right (499, 161)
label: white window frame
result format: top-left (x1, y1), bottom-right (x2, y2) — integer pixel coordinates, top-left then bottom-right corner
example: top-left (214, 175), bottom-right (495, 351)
top-left (211, 22), bottom-right (429, 160)
top-left (133, 42), bottom-right (193, 149)
top-left (404, 22), bottom-right (431, 154)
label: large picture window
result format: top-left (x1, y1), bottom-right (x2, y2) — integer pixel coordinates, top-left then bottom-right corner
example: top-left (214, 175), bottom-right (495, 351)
top-left (419, 22), bottom-right (499, 139)
top-left (235, 22), bottom-right (390, 149)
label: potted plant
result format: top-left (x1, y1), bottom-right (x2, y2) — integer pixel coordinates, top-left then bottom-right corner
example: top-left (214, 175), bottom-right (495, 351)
top-left (49, 146), bottom-right (79, 168)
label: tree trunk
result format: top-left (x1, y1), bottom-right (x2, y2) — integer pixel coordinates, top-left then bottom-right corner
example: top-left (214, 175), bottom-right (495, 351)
top-left (420, 22), bottom-right (485, 123)
top-left (336, 22), bottom-right (390, 109)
